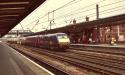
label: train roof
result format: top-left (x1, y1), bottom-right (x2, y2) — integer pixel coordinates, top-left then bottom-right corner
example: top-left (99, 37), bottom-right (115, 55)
top-left (21, 33), bottom-right (67, 38)
top-left (45, 33), bottom-right (67, 36)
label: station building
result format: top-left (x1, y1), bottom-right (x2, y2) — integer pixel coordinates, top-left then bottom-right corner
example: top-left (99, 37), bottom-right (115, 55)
top-left (99, 25), bottom-right (125, 44)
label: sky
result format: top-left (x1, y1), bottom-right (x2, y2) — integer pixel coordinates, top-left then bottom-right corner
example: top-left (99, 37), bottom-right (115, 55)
top-left (13, 0), bottom-right (125, 32)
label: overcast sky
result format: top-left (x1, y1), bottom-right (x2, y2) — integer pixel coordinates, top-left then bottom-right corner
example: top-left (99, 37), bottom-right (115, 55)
top-left (13, 0), bottom-right (125, 32)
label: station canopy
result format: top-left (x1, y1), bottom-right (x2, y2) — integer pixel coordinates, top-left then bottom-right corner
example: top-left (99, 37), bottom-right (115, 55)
top-left (0, 0), bottom-right (45, 37)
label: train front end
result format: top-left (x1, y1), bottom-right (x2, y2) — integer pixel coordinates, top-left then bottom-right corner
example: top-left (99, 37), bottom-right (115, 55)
top-left (57, 33), bottom-right (70, 49)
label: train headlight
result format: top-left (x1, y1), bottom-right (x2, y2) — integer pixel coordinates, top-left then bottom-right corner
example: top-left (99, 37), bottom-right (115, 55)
top-left (58, 38), bottom-right (70, 43)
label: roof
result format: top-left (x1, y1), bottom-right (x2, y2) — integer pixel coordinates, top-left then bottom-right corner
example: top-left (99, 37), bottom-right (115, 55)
top-left (0, 0), bottom-right (46, 37)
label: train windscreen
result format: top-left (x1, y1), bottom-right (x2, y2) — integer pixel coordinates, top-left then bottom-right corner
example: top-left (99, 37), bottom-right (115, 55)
top-left (57, 34), bottom-right (70, 42)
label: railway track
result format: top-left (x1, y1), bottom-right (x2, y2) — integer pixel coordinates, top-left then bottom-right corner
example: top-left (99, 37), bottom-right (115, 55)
top-left (67, 49), bottom-right (125, 64)
top-left (67, 49), bottom-right (125, 69)
top-left (9, 44), bottom-right (125, 75)
top-left (70, 45), bottom-right (125, 55)
top-left (33, 49), bottom-right (125, 75)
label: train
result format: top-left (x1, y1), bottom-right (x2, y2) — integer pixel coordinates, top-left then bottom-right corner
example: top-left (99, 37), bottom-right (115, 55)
top-left (7, 33), bottom-right (70, 50)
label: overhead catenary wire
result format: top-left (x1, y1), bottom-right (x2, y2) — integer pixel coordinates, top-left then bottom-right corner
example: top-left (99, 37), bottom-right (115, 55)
top-left (42, 1), bottom-right (125, 22)
top-left (35, 9), bottom-right (125, 31)
top-left (31, 3), bottom-right (125, 30)
top-left (45, 3), bottom-right (125, 26)
top-left (99, 0), bottom-right (125, 8)
top-left (57, 5), bottom-right (125, 24)
top-left (50, 6), bottom-right (125, 27)
top-left (74, 6), bottom-right (125, 21)
top-left (30, 0), bottom-right (76, 22)
top-left (25, 0), bottom-right (81, 27)
top-left (26, 0), bottom-right (125, 32)
top-left (19, 23), bottom-right (24, 31)
top-left (26, 0), bottom-right (105, 30)
top-left (71, 5), bottom-right (125, 20)
top-left (29, 0), bottom-right (78, 31)
top-left (55, 0), bottom-right (125, 25)
top-left (50, 0), bottom-right (76, 12)
top-left (52, 0), bottom-right (125, 21)
top-left (54, 7), bottom-right (96, 20)
top-left (26, 13), bottom-right (48, 27)
top-left (31, 20), bottom-right (39, 30)
top-left (62, 0), bottom-right (107, 16)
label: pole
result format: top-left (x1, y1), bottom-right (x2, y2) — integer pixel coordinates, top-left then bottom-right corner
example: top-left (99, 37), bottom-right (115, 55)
top-left (50, 21), bottom-right (52, 30)
top-left (96, 4), bottom-right (100, 43)
top-left (96, 4), bottom-right (99, 19)
top-left (117, 25), bottom-right (119, 41)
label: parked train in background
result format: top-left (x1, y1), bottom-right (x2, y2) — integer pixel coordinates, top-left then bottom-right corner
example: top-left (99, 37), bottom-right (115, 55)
top-left (7, 33), bottom-right (70, 50)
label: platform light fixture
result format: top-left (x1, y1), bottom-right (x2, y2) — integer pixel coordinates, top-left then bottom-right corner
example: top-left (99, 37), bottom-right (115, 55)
top-left (0, 15), bottom-right (19, 17)
top-left (0, 2), bottom-right (29, 5)
top-left (0, 7), bottom-right (25, 10)
top-left (0, 19), bottom-right (16, 22)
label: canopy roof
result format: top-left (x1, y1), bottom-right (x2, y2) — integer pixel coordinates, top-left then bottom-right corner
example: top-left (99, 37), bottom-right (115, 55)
top-left (0, 0), bottom-right (45, 37)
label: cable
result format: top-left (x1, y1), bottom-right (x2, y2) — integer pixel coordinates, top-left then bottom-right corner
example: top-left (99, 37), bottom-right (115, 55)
top-left (32, 4), bottom-right (125, 25)
top-left (34, 5), bottom-right (125, 32)
top-left (24, 0), bottom-right (82, 27)
top-left (54, 7), bottom-right (95, 20)
top-left (52, 1), bottom-right (123, 22)
top-left (31, 20), bottom-right (39, 30)
top-left (99, 7), bottom-right (125, 17)
top-left (63, 0), bottom-right (107, 16)
top-left (25, 0), bottom-right (104, 29)
top-left (26, 13), bottom-right (48, 26)
top-left (100, 0), bottom-right (125, 8)
top-left (31, 0), bottom-right (82, 30)
top-left (99, 5), bottom-right (125, 14)
top-left (25, 0), bottom-right (76, 30)
top-left (50, 1), bottom-right (104, 20)
top-left (49, 4), bottom-right (125, 25)
top-left (49, 0), bottom-right (81, 13)
top-left (31, 5), bottom-right (125, 31)
top-left (53, 0), bottom-right (125, 21)
top-left (19, 23), bottom-right (24, 31)
top-left (74, 6), bottom-right (125, 21)
top-left (65, 5), bottom-right (125, 22)
top-left (27, 0), bottom-right (125, 32)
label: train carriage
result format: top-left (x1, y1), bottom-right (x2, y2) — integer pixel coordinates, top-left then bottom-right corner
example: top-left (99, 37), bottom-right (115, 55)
top-left (8, 33), bottom-right (70, 51)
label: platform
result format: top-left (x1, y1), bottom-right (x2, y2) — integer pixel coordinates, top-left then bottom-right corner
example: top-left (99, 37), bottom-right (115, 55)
top-left (0, 42), bottom-right (54, 75)
top-left (71, 44), bottom-right (125, 48)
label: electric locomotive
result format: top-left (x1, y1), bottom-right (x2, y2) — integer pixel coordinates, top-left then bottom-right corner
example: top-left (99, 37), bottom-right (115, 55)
top-left (41, 33), bottom-right (70, 50)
